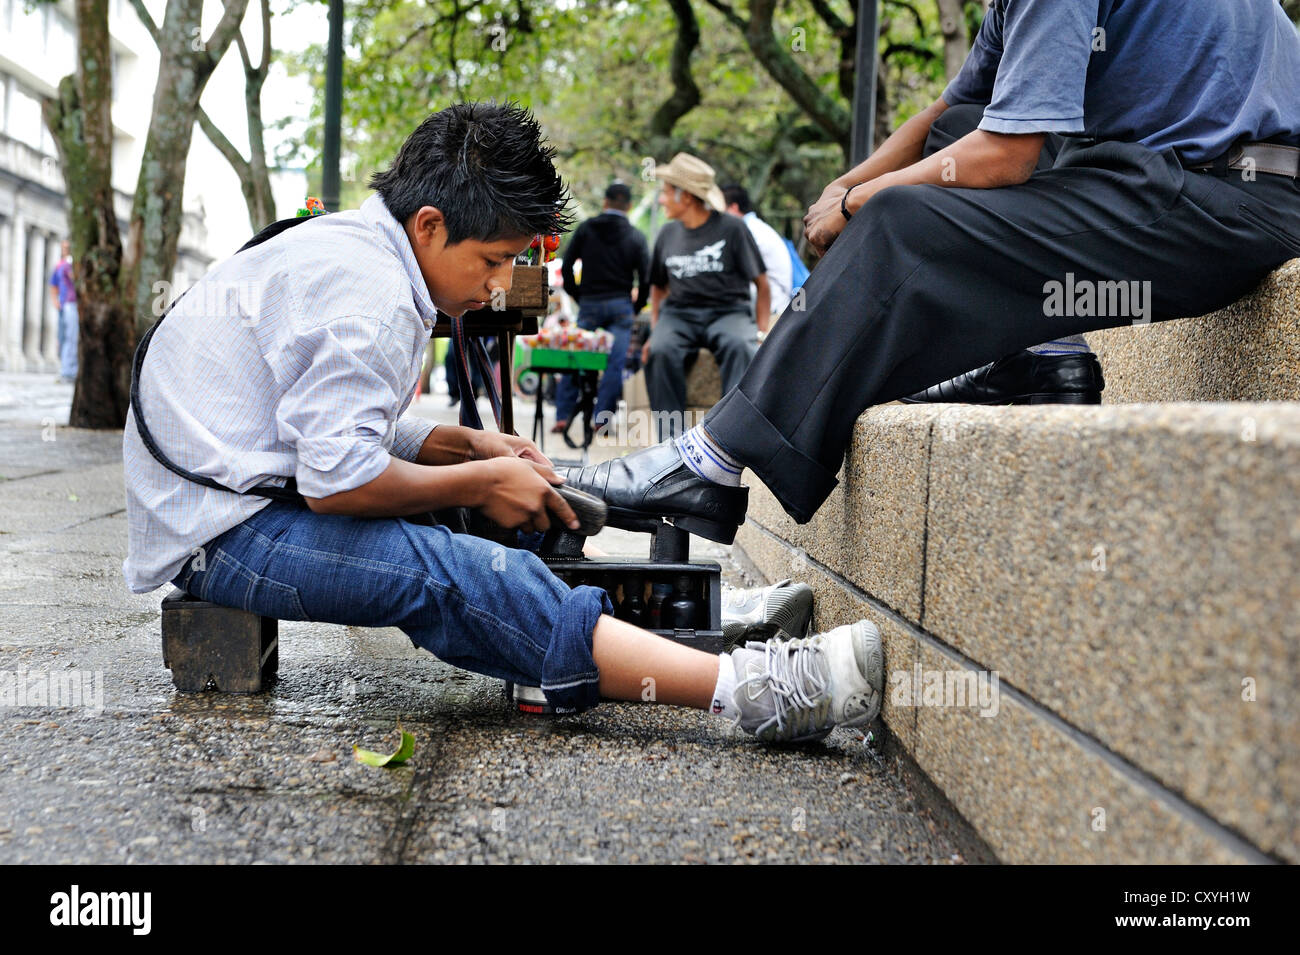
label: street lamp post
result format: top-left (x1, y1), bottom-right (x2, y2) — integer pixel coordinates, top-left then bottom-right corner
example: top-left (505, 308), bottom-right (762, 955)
top-left (850, 0), bottom-right (880, 166)
top-left (322, 0), bottom-right (344, 211)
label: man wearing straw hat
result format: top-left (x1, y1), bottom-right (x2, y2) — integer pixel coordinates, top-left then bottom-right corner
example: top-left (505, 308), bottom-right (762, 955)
top-left (643, 152), bottom-right (770, 443)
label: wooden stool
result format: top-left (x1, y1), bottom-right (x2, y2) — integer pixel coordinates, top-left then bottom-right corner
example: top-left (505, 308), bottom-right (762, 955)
top-left (161, 589), bottom-right (278, 693)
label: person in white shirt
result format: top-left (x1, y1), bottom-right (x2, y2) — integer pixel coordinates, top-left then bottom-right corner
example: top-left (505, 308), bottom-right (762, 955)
top-left (722, 184), bottom-right (793, 319)
top-left (127, 102), bottom-right (883, 741)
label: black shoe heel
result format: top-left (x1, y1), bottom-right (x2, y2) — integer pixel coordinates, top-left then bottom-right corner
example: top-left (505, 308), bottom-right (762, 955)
top-left (672, 514), bottom-right (741, 545)
top-left (1027, 392), bottom-right (1101, 405)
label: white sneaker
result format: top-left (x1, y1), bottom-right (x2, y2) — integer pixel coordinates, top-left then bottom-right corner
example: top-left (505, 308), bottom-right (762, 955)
top-left (721, 578), bottom-right (814, 648)
top-left (730, 620), bottom-right (883, 743)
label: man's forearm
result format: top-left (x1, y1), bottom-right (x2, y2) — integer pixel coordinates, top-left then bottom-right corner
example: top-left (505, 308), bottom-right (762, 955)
top-left (649, 284), bottom-right (667, 325)
top-left (844, 128), bottom-right (1046, 215)
top-left (754, 278), bottom-right (771, 333)
top-left (832, 99), bottom-right (950, 192)
top-left (307, 456), bottom-right (487, 517)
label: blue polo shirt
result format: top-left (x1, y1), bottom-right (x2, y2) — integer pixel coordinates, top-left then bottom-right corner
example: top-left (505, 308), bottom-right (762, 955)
top-left (943, 0), bottom-right (1300, 164)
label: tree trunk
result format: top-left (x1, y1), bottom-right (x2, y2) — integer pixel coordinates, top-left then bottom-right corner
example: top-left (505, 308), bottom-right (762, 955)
top-left (648, 0), bottom-right (702, 143)
top-left (44, 0), bottom-right (134, 428)
top-left (936, 0), bottom-right (968, 80)
top-left (242, 0), bottom-right (277, 230)
top-left (44, 0), bottom-right (251, 427)
top-left (196, 0), bottom-right (275, 231)
top-left (243, 75), bottom-right (275, 230)
top-left (126, 0), bottom-right (221, 335)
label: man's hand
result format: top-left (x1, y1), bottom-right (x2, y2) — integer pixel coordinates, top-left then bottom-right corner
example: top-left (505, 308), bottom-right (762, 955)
top-left (476, 457), bottom-right (578, 533)
top-left (640, 340), bottom-right (652, 366)
top-left (803, 185), bottom-right (851, 256)
top-left (466, 429), bottom-right (552, 468)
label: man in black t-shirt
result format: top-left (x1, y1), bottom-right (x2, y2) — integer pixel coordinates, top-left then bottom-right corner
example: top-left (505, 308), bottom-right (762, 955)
top-left (645, 152), bottom-right (769, 441)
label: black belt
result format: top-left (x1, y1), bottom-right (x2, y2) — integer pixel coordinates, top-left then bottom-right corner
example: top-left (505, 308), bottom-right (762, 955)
top-left (1186, 142), bottom-right (1299, 179)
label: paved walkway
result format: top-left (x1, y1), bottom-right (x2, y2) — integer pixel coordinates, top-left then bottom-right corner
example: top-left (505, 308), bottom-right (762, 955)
top-left (0, 370), bottom-right (976, 863)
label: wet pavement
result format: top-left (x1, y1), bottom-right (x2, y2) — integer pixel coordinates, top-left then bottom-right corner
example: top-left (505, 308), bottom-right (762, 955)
top-left (0, 371), bottom-right (978, 863)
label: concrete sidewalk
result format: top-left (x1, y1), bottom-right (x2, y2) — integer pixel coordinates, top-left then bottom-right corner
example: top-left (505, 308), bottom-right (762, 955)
top-left (0, 371), bottom-right (982, 864)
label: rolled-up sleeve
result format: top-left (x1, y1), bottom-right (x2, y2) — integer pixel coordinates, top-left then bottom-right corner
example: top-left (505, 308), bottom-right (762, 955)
top-left (275, 315), bottom-right (407, 498)
top-left (391, 416), bottom-right (436, 462)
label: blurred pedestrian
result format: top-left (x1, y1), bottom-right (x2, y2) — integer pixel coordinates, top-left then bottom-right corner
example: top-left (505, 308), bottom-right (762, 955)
top-left (48, 240), bottom-right (78, 383)
top-left (644, 154), bottom-right (769, 441)
top-left (555, 181), bottom-right (651, 435)
top-left (722, 184), bottom-right (793, 323)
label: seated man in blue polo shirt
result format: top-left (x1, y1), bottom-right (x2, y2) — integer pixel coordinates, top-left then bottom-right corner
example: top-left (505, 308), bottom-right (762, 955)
top-left (561, 0), bottom-right (1300, 534)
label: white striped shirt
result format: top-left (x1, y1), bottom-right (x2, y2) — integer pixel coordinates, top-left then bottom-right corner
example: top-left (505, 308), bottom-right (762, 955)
top-left (122, 194), bottom-right (438, 594)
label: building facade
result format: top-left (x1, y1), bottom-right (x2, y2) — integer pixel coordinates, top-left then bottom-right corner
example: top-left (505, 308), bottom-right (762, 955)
top-left (0, 0), bottom-right (213, 374)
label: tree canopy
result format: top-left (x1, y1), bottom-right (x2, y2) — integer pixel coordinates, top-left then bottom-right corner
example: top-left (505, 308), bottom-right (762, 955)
top-left (282, 0), bottom-right (1300, 236)
top-left (284, 0), bottom-right (969, 237)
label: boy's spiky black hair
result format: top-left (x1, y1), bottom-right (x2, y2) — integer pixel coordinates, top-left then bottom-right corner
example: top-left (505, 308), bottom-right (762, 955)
top-left (369, 101), bottom-right (574, 243)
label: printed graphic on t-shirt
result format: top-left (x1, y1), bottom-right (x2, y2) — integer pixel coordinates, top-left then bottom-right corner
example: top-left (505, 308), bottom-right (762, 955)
top-left (665, 240), bottom-right (727, 280)
top-left (651, 213), bottom-right (764, 309)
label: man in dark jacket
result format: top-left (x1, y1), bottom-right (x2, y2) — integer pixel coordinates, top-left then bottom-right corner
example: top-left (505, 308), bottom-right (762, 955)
top-left (555, 182), bottom-right (651, 434)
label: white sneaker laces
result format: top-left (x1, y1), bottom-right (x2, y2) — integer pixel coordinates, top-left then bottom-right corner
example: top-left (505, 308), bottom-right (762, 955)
top-left (737, 636), bottom-right (832, 739)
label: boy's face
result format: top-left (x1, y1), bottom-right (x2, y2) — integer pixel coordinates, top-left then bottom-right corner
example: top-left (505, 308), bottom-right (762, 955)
top-left (405, 206), bottom-right (532, 317)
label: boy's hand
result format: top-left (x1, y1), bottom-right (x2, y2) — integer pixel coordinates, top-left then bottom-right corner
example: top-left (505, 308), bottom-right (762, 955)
top-left (476, 457), bottom-right (579, 533)
top-left (417, 425), bottom-right (552, 467)
top-left (467, 429), bottom-right (553, 468)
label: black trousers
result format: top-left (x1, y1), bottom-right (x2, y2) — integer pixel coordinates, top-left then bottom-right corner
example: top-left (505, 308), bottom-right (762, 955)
top-left (704, 104), bottom-right (1300, 523)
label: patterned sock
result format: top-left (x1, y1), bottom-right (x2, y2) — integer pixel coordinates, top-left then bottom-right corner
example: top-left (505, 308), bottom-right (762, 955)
top-left (675, 425), bottom-right (744, 486)
top-left (1026, 334), bottom-right (1092, 356)
top-left (710, 653), bottom-right (740, 719)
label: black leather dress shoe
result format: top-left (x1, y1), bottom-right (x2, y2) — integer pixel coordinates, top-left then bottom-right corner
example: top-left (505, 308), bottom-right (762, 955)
top-left (900, 351), bottom-right (1104, 405)
top-left (555, 441), bottom-right (749, 544)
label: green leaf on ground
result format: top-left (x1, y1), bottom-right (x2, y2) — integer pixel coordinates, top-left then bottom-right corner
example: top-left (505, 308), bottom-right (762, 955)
top-left (352, 724), bottom-right (414, 767)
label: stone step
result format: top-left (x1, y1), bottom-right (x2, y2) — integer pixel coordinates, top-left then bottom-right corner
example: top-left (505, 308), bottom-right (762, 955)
top-left (623, 259), bottom-right (1299, 416)
top-left (734, 402), bottom-right (1299, 864)
top-left (1087, 258), bottom-right (1300, 402)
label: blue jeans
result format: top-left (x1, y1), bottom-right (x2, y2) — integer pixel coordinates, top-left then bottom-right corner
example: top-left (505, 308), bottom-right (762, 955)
top-left (554, 295), bottom-right (636, 424)
top-left (59, 302), bottom-right (79, 378)
top-left (169, 500), bottom-right (612, 711)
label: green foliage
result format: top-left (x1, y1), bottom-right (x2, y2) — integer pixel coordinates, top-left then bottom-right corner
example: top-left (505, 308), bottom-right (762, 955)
top-left (284, 1), bottom-right (970, 228)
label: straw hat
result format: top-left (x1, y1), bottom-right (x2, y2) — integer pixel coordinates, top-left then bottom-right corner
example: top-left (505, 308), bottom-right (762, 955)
top-left (655, 152), bottom-right (726, 212)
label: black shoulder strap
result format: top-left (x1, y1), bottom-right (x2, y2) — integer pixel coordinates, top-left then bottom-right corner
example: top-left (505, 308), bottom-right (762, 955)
top-left (237, 214), bottom-right (319, 253)
top-left (129, 214), bottom-right (321, 506)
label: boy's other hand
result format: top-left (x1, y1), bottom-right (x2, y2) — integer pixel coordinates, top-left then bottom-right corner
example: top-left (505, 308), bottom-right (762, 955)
top-left (477, 457), bottom-right (579, 533)
top-left (467, 429), bottom-right (553, 468)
